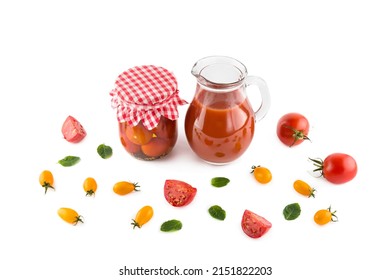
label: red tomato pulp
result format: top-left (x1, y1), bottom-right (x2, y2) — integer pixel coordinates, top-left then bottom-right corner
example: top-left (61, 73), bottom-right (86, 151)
top-left (185, 89), bottom-right (255, 164)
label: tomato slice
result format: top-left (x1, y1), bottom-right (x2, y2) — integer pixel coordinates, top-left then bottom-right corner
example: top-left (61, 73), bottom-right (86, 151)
top-left (241, 209), bottom-right (272, 238)
top-left (61, 115), bottom-right (87, 143)
top-left (164, 179), bottom-right (197, 207)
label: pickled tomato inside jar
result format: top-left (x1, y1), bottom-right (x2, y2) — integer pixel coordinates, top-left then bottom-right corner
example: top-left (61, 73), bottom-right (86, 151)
top-left (119, 117), bottom-right (178, 160)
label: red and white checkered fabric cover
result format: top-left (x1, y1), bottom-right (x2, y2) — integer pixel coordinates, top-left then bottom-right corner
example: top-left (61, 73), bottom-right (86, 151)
top-left (110, 65), bottom-right (187, 130)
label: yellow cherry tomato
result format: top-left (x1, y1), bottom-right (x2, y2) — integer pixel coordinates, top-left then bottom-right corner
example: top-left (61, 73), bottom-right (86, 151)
top-left (39, 170), bottom-right (54, 194)
top-left (125, 122), bottom-right (153, 145)
top-left (58, 207), bottom-right (84, 225)
top-left (293, 179), bottom-right (316, 198)
top-left (131, 205), bottom-right (153, 229)
top-left (113, 181), bottom-right (140, 195)
top-left (83, 177), bottom-right (97, 196)
top-left (314, 206), bottom-right (338, 225)
top-left (251, 165), bottom-right (272, 184)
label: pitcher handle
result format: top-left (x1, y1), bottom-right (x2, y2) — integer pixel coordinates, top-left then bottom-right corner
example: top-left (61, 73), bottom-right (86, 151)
top-left (245, 76), bottom-right (271, 122)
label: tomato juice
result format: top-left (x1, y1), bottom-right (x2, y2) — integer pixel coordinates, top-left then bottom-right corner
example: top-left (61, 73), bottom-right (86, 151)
top-left (185, 87), bottom-right (255, 164)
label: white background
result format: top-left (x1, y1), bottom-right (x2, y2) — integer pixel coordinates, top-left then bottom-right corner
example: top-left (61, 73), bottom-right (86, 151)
top-left (1, 0), bottom-right (389, 279)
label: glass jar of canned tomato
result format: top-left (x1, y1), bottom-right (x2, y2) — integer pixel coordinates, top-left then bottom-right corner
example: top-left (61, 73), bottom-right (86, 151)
top-left (110, 65), bottom-right (187, 160)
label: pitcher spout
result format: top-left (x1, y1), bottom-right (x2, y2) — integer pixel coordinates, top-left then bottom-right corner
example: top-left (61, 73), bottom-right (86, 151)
top-left (191, 60), bottom-right (201, 78)
top-left (191, 55), bottom-right (247, 86)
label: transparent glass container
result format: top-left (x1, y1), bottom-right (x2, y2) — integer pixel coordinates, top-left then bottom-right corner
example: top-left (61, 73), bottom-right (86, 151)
top-left (119, 117), bottom-right (177, 160)
top-left (185, 56), bottom-right (271, 164)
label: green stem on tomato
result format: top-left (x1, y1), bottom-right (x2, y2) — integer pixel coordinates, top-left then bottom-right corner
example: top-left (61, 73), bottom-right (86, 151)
top-left (283, 125), bottom-right (311, 147)
top-left (73, 215), bottom-right (84, 225)
top-left (133, 182), bottom-right (141, 191)
top-left (42, 182), bottom-right (54, 194)
top-left (131, 219), bottom-right (140, 229)
top-left (309, 158), bottom-right (325, 177)
top-left (250, 165), bottom-right (260, 174)
top-left (328, 206), bottom-right (338, 222)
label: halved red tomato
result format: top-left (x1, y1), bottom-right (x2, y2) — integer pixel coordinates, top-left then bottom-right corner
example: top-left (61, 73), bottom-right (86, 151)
top-left (164, 179), bottom-right (197, 207)
top-left (241, 209), bottom-right (272, 238)
top-left (61, 115), bottom-right (87, 143)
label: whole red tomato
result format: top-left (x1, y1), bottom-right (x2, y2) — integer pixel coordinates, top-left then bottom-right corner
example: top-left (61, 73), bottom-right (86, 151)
top-left (141, 138), bottom-right (170, 158)
top-left (277, 113), bottom-right (310, 147)
top-left (310, 153), bottom-right (358, 184)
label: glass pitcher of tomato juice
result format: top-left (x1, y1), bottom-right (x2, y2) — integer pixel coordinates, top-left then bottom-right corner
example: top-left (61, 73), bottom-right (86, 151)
top-left (184, 56), bottom-right (271, 164)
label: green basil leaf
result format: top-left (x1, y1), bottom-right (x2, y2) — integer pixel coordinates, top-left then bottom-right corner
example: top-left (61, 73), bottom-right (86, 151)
top-left (97, 144), bottom-right (113, 159)
top-left (58, 156), bottom-right (80, 167)
top-left (283, 203), bottom-right (301, 220)
top-left (208, 205), bottom-right (226, 221)
top-left (211, 177), bottom-right (230, 188)
top-left (160, 219), bottom-right (182, 232)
